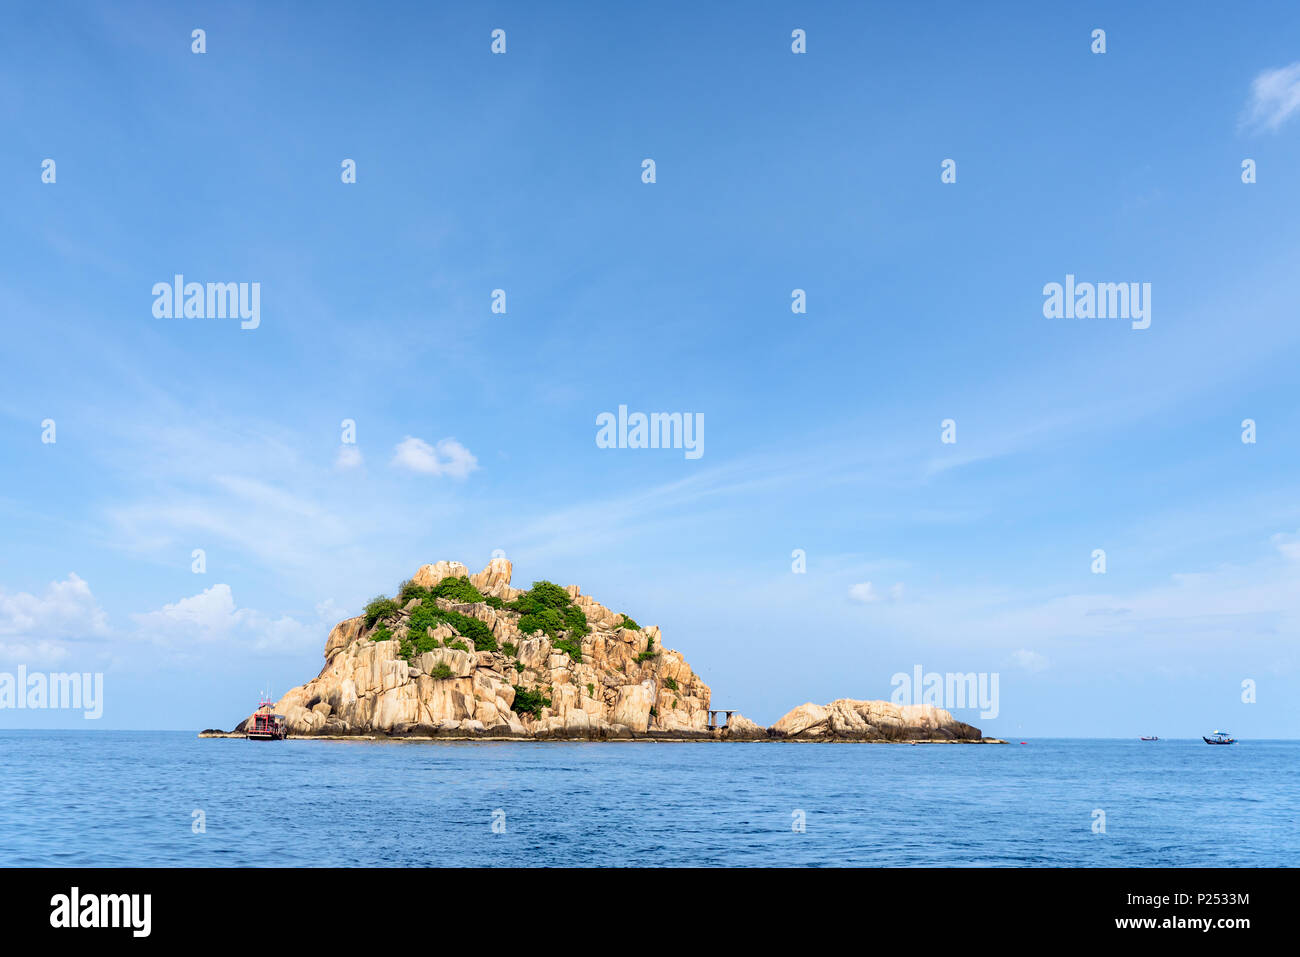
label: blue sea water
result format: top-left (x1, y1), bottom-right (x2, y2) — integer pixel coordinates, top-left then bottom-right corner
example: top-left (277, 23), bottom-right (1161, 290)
top-left (0, 733), bottom-right (1295, 867)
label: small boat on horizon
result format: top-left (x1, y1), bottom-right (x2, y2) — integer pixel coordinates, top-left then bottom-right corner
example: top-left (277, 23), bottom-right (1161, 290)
top-left (1203, 730), bottom-right (1235, 745)
top-left (1140, 735), bottom-right (1159, 741)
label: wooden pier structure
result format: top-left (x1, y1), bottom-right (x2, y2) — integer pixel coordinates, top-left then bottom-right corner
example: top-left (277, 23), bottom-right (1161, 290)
top-left (706, 710), bottom-right (735, 730)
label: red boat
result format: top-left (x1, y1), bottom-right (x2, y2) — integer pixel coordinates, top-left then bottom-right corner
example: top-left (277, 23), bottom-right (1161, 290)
top-left (246, 697), bottom-right (287, 740)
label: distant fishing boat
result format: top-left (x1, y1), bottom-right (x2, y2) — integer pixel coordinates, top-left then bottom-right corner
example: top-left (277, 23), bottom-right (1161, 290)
top-left (1202, 730), bottom-right (1235, 746)
top-left (246, 696), bottom-right (287, 741)
top-left (1140, 735), bottom-right (1159, 741)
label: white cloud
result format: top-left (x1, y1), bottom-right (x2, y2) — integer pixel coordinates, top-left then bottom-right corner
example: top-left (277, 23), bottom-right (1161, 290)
top-left (391, 436), bottom-right (478, 479)
top-left (0, 573), bottom-right (110, 641)
top-left (335, 445), bottom-right (363, 469)
top-left (0, 574), bottom-right (111, 667)
top-left (133, 584), bottom-right (242, 640)
top-left (849, 581), bottom-right (903, 604)
top-left (131, 584), bottom-right (326, 654)
top-left (0, 568), bottom-right (337, 665)
top-left (1244, 62), bottom-right (1300, 131)
top-left (849, 582), bottom-right (880, 603)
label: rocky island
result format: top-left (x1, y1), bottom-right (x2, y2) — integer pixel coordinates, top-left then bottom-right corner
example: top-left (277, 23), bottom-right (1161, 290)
top-left (203, 559), bottom-right (999, 743)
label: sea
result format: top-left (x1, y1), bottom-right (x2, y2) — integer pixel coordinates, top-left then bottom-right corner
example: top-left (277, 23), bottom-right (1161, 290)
top-left (1, 732), bottom-right (1295, 867)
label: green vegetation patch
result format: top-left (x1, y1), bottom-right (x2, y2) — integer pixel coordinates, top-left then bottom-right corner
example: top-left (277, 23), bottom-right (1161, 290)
top-left (364, 595), bottom-right (399, 628)
top-left (508, 580), bottom-right (587, 660)
top-left (405, 597), bottom-right (498, 654)
top-left (428, 576), bottom-right (485, 604)
top-left (399, 575), bottom-right (485, 606)
top-left (511, 685), bottom-right (551, 718)
top-left (636, 635), bottom-right (658, 663)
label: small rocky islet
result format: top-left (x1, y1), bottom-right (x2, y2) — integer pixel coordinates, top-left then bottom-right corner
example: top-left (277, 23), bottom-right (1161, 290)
top-left (203, 559), bottom-right (999, 743)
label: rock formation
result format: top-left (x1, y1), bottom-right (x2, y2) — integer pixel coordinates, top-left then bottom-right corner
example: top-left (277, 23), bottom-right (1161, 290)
top-left (718, 713), bottom-right (767, 740)
top-left (223, 559), bottom-right (993, 742)
top-left (238, 558), bottom-right (711, 739)
top-left (768, 699), bottom-right (982, 741)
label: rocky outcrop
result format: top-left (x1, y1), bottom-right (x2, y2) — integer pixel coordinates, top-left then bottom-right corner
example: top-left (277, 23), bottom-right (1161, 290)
top-left (720, 713), bottom-right (767, 740)
top-left (469, 556), bottom-right (519, 599)
top-left (768, 699), bottom-right (982, 740)
top-left (243, 559), bottom-right (712, 739)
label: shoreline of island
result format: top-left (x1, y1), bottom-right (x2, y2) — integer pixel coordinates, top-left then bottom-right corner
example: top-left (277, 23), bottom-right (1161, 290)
top-left (198, 728), bottom-right (1007, 743)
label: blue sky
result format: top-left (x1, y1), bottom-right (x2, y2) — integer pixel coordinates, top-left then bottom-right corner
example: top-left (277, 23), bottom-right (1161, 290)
top-left (2, 1), bottom-right (1300, 736)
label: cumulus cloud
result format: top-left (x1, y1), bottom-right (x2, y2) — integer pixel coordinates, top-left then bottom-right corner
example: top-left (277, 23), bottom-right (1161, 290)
top-left (133, 584), bottom-right (243, 640)
top-left (0, 573), bottom-right (110, 641)
top-left (0, 574), bottom-right (111, 667)
top-left (0, 568), bottom-right (335, 666)
top-left (131, 584), bottom-right (325, 654)
top-left (1244, 62), bottom-right (1300, 131)
top-left (391, 436), bottom-right (478, 479)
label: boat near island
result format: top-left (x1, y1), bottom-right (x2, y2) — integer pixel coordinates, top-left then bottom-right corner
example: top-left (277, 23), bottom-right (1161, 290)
top-left (246, 696), bottom-right (287, 740)
top-left (1203, 730), bottom-right (1236, 745)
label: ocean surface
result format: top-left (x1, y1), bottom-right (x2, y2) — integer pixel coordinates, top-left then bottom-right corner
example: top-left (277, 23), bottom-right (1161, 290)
top-left (1, 732), bottom-right (1296, 867)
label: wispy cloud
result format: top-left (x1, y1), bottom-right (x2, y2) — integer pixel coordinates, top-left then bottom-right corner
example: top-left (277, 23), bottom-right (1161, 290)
top-left (1243, 62), bottom-right (1300, 131)
top-left (1271, 531), bottom-right (1300, 560)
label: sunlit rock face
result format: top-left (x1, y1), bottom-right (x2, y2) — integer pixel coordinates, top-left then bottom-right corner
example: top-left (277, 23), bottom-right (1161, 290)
top-left (769, 699), bottom-right (982, 740)
top-left (243, 559), bottom-right (711, 739)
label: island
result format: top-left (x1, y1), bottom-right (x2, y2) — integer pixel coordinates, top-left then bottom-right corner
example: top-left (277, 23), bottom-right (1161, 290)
top-left (202, 559), bottom-right (1002, 743)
